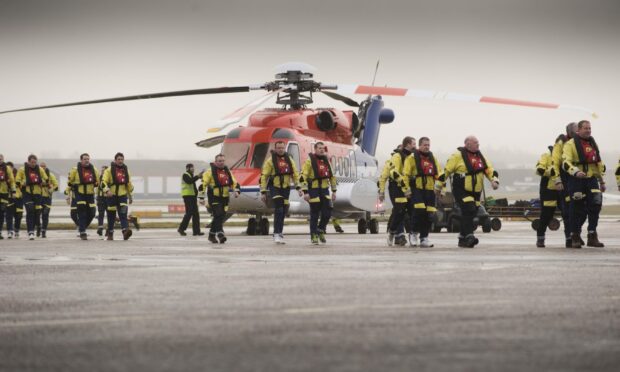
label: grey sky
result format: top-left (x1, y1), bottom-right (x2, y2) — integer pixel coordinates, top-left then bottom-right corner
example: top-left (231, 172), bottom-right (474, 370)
top-left (1, 0), bottom-right (618, 165)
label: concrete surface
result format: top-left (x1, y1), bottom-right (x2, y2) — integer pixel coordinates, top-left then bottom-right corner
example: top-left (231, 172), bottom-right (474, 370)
top-left (1, 221), bottom-right (619, 372)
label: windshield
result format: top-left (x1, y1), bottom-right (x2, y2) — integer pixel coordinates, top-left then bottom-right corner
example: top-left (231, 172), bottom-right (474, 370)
top-left (221, 143), bottom-right (250, 169)
top-left (250, 143), bottom-right (275, 169)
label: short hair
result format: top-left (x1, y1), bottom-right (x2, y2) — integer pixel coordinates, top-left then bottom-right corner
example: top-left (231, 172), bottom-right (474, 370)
top-left (27, 154), bottom-right (37, 161)
top-left (186, 163), bottom-right (194, 170)
top-left (418, 137), bottom-right (430, 145)
top-left (274, 141), bottom-right (286, 147)
top-left (577, 120), bottom-right (590, 129)
top-left (215, 153), bottom-right (225, 160)
top-left (314, 142), bottom-right (325, 149)
top-left (402, 136), bottom-right (414, 147)
top-left (565, 122), bottom-right (576, 135)
top-left (114, 152), bottom-right (124, 160)
top-left (101, 165), bottom-right (108, 170)
top-left (6, 161), bottom-right (13, 167)
top-left (80, 153), bottom-right (90, 160)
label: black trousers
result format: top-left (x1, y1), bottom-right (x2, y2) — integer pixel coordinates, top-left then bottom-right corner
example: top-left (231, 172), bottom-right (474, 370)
top-left (209, 197), bottom-right (229, 235)
top-left (452, 176), bottom-right (480, 239)
top-left (179, 196), bottom-right (201, 234)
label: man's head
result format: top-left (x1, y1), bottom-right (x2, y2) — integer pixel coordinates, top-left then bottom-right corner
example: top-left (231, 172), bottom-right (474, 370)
top-left (40, 161), bottom-right (47, 169)
top-left (274, 141), bottom-right (286, 156)
top-left (27, 154), bottom-right (38, 167)
top-left (80, 153), bottom-right (90, 167)
top-left (114, 152), bottom-right (125, 166)
top-left (314, 142), bottom-right (326, 156)
top-left (566, 122), bottom-right (577, 138)
top-left (576, 120), bottom-right (591, 139)
top-left (418, 137), bottom-right (430, 153)
top-left (101, 165), bottom-right (108, 172)
top-left (214, 154), bottom-right (226, 168)
top-left (186, 163), bottom-right (194, 173)
top-left (464, 136), bottom-right (479, 152)
top-left (402, 136), bottom-right (416, 152)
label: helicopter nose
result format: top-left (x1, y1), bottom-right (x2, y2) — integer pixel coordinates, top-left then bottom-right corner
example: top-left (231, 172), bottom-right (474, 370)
top-left (231, 168), bottom-right (261, 186)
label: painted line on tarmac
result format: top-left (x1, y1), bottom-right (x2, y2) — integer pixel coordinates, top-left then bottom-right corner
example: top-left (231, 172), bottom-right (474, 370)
top-left (0, 314), bottom-right (167, 329)
top-left (282, 300), bottom-right (511, 315)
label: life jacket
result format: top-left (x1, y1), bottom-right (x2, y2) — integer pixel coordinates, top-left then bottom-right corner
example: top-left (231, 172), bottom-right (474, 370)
top-left (210, 163), bottom-right (233, 188)
top-left (110, 162), bottom-right (130, 185)
top-left (309, 153), bottom-right (333, 180)
top-left (77, 162), bottom-right (96, 185)
top-left (24, 163), bottom-right (42, 186)
top-left (458, 147), bottom-right (488, 175)
top-left (574, 136), bottom-right (601, 165)
top-left (0, 162), bottom-right (6, 183)
top-left (413, 150), bottom-right (438, 177)
top-left (272, 151), bottom-right (293, 176)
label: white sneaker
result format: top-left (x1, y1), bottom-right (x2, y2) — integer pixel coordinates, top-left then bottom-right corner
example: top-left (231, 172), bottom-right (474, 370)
top-left (274, 234), bottom-right (285, 244)
top-left (409, 233), bottom-right (419, 247)
top-left (29, 233), bottom-right (35, 241)
top-left (387, 233), bottom-right (395, 246)
top-left (14, 231), bottom-right (20, 239)
top-left (8, 231), bottom-right (14, 239)
top-left (420, 237), bottom-right (434, 248)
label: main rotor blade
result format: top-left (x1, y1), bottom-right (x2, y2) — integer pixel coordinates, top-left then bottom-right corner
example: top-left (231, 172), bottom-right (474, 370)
top-left (207, 89), bottom-right (283, 133)
top-left (335, 84), bottom-right (598, 118)
top-left (0, 86), bottom-right (259, 115)
top-left (321, 91), bottom-right (359, 107)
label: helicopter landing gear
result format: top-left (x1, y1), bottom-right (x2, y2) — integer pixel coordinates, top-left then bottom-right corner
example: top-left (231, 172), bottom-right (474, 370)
top-left (247, 215), bottom-right (270, 236)
top-left (357, 212), bottom-right (379, 234)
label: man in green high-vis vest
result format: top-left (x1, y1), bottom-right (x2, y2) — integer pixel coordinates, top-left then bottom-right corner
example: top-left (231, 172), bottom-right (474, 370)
top-left (178, 163), bottom-right (204, 236)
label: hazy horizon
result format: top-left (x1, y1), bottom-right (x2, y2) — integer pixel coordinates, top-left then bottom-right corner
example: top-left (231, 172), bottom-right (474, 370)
top-left (1, 0), bottom-right (619, 166)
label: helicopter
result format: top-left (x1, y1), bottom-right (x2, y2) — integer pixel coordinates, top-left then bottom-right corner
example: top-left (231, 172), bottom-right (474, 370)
top-left (0, 62), bottom-right (596, 235)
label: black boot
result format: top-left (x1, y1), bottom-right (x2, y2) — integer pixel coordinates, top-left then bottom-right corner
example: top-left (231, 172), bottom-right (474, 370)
top-left (208, 233), bottom-right (218, 243)
top-left (565, 238), bottom-right (571, 248)
top-left (536, 236), bottom-right (545, 248)
top-left (587, 232), bottom-right (604, 247)
top-left (571, 233), bottom-right (582, 249)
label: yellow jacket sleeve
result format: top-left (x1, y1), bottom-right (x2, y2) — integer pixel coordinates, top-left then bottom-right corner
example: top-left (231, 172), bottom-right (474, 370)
top-left (5, 165), bottom-right (16, 192)
top-left (300, 159), bottom-right (312, 192)
top-left (15, 168), bottom-right (25, 187)
top-left (378, 160), bottom-right (391, 194)
top-left (49, 172), bottom-right (59, 192)
top-left (291, 156), bottom-right (300, 189)
top-left (483, 157), bottom-right (499, 183)
top-left (260, 158), bottom-right (274, 193)
top-left (440, 152), bottom-right (460, 187)
top-left (126, 170), bottom-right (134, 194)
top-left (550, 139), bottom-right (564, 184)
top-left (402, 155), bottom-right (416, 193)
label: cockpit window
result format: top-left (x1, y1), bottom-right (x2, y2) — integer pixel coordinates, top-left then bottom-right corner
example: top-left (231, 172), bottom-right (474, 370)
top-left (221, 143), bottom-right (250, 169)
top-left (250, 143), bottom-right (274, 169)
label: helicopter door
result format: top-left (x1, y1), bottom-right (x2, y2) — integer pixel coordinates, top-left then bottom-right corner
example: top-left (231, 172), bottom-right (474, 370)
top-left (286, 142), bottom-right (301, 170)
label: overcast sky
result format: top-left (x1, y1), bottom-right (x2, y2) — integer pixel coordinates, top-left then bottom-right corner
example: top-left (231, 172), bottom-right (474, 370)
top-left (1, 0), bottom-right (618, 166)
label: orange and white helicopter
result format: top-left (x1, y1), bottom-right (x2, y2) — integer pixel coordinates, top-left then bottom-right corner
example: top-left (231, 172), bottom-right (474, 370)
top-left (1, 62), bottom-right (596, 235)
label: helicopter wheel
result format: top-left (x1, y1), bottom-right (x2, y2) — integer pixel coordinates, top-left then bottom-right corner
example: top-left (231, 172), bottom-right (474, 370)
top-left (247, 218), bottom-right (257, 236)
top-left (358, 219), bottom-right (367, 234)
top-left (548, 218), bottom-right (560, 231)
top-left (491, 217), bottom-right (502, 231)
top-left (259, 217), bottom-right (270, 235)
top-left (369, 218), bottom-right (379, 234)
